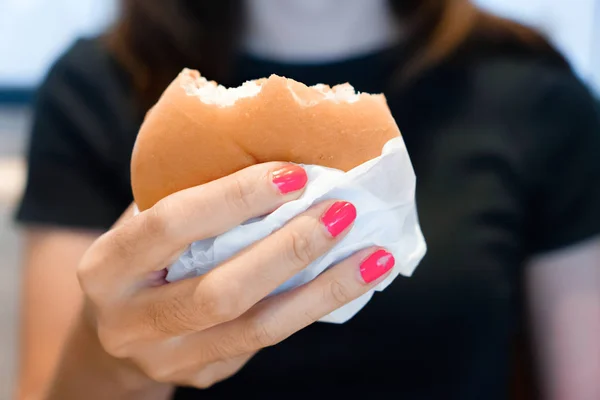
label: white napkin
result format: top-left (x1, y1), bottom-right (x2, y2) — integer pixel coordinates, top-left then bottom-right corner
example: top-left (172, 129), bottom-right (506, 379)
top-left (165, 136), bottom-right (427, 323)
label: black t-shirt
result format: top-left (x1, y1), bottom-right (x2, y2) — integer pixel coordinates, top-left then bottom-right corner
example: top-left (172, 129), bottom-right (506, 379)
top-left (16, 37), bottom-right (600, 399)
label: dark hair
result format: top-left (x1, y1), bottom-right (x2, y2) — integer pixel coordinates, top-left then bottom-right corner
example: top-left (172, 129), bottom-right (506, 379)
top-left (106, 0), bottom-right (568, 111)
top-left (106, 2), bottom-right (565, 397)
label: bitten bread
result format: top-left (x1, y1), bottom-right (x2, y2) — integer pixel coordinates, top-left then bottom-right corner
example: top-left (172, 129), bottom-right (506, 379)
top-left (131, 68), bottom-right (401, 211)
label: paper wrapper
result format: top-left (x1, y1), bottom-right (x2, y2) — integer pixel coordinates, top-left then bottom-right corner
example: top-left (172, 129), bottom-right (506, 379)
top-left (160, 136), bottom-right (427, 323)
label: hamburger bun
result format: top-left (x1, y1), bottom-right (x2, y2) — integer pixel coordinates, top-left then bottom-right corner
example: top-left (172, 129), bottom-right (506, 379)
top-left (131, 68), bottom-right (401, 211)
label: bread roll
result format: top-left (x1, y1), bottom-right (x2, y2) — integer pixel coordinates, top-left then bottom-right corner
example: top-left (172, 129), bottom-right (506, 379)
top-left (131, 69), bottom-right (401, 211)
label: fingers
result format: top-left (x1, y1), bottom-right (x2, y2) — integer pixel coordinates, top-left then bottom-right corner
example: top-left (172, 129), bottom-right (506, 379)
top-left (79, 162), bottom-right (308, 291)
top-left (112, 203), bottom-right (137, 229)
top-left (179, 353), bottom-right (254, 389)
top-left (270, 247), bottom-right (395, 322)
top-left (136, 347), bottom-right (255, 389)
top-left (169, 247), bottom-right (394, 365)
top-left (138, 200), bottom-right (358, 336)
top-left (207, 200), bottom-right (358, 313)
top-left (222, 247), bottom-right (395, 356)
top-left (112, 247), bottom-right (393, 386)
top-left (150, 162), bottom-right (310, 244)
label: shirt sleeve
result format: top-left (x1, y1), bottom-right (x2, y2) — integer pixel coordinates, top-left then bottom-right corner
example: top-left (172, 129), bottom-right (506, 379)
top-left (15, 46), bottom-right (130, 230)
top-left (527, 72), bottom-right (600, 254)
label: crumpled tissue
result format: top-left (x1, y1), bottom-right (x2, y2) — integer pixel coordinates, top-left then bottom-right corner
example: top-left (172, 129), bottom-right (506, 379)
top-left (165, 136), bottom-right (427, 323)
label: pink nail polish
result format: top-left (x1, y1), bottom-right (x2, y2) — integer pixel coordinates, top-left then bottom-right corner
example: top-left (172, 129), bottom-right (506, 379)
top-left (321, 201), bottom-right (357, 237)
top-left (360, 250), bottom-right (395, 283)
top-left (272, 165), bottom-right (308, 194)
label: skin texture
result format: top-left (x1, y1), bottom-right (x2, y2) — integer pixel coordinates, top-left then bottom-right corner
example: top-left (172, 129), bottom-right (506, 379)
top-left (526, 237), bottom-right (600, 400)
top-left (16, 229), bottom-right (99, 400)
top-left (32, 163), bottom-right (392, 398)
top-left (16, 164), bottom-right (599, 399)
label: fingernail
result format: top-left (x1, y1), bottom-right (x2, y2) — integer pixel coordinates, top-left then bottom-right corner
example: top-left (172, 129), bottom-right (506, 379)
top-left (360, 250), bottom-right (395, 284)
top-left (272, 165), bottom-right (308, 194)
top-left (321, 201), bottom-right (357, 237)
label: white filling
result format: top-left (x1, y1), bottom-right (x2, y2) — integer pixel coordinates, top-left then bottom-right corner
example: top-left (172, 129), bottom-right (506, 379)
top-left (181, 70), bottom-right (362, 107)
top-left (182, 75), bottom-right (263, 107)
top-left (320, 84), bottom-right (361, 103)
top-left (287, 82), bottom-right (361, 106)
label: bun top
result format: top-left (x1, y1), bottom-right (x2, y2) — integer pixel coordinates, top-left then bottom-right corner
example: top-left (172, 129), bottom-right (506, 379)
top-left (131, 69), bottom-right (401, 211)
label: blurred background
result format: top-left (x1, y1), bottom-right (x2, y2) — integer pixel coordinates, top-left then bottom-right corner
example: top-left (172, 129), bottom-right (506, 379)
top-left (0, 0), bottom-right (598, 398)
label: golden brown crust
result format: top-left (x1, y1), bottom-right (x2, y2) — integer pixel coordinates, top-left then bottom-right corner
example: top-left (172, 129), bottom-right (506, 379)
top-left (131, 69), bottom-right (401, 211)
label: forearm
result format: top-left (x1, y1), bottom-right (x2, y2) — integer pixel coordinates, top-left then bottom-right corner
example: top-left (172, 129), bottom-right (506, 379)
top-left (17, 229), bottom-right (99, 399)
top-left (45, 315), bottom-right (173, 400)
top-left (527, 238), bottom-right (600, 400)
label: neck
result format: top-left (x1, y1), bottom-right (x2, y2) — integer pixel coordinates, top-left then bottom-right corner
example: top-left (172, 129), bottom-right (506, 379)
top-left (242, 0), bottom-right (402, 63)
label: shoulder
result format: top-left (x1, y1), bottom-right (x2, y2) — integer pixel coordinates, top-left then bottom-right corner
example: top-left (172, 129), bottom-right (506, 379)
top-left (400, 50), bottom-right (599, 152)
top-left (450, 52), bottom-right (600, 251)
top-left (44, 37), bottom-right (122, 84)
top-left (28, 36), bottom-right (142, 175)
top-left (471, 55), bottom-right (598, 145)
top-left (17, 38), bottom-right (138, 229)
top-left (33, 36), bottom-right (141, 149)
top-left (451, 34), bottom-right (598, 121)
top-left (52, 37), bottom-right (110, 68)
top-left (400, 40), bottom-right (598, 125)
top-left (430, 48), bottom-right (599, 151)
top-left (38, 36), bottom-right (137, 116)
top-left (470, 56), bottom-right (594, 107)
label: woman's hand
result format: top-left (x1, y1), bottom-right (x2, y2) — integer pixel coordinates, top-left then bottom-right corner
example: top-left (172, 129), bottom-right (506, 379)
top-left (76, 162), bottom-right (395, 390)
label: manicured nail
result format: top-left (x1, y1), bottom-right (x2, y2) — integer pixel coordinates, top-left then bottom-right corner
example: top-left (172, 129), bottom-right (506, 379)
top-left (360, 250), bottom-right (395, 283)
top-left (272, 165), bottom-right (308, 194)
top-left (321, 201), bottom-right (357, 237)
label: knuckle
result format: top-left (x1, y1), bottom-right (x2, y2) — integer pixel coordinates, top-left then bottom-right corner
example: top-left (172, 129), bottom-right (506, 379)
top-left (243, 316), bottom-right (280, 349)
top-left (143, 363), bottom-right (174, 384)
top-left (147, 296), bottom-right (197, 334)
top-left (105, 225), bottom-right (139, 261)
top-left (213, 331), bottom-right (244, 359)
top-left (134, 351), bottom-right (180, 385)
top-left (76, 241), bottom-right (115, 305)
top-left (143, 201), bottom-right (171, 239)
top-left (194, 286), bottom-right (241, 324)
top-left (75, 245), bottom-right (102, 291)
top-left (100, 338), bottom-right (128, 359)
top-left (179, 368), bottom-right (217, 390)
top-left (97, 325), bottom-right (131, 359)
top-left (286, 230), bottom-right (315, 267)
top-left (191, 374), bottom-right (216, 390)
top-left (326, 279), bottom-right (353, 306)
top-left (186, 355), bottom-right (242, 389)
top-left (224, 175), bottom-right (256, 214)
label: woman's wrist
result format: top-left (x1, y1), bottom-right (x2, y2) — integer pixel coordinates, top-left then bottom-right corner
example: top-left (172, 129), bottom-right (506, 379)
top-left (45, 309), bottom-right (172, 400)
